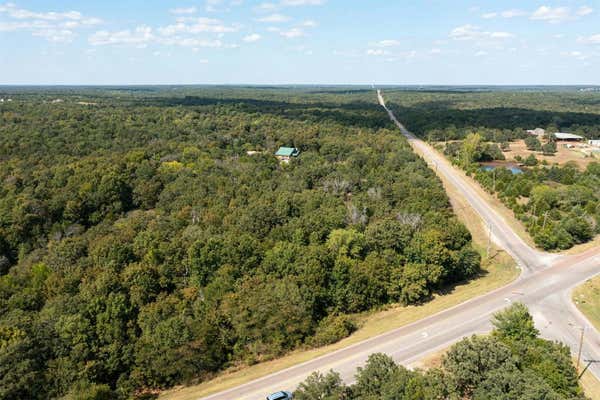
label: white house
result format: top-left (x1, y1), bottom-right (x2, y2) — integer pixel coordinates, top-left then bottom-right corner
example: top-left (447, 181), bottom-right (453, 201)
top-left (526, 128), bottom-right (545, 137)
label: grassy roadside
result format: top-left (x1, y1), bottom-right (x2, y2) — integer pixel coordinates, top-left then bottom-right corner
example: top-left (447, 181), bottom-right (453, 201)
top-left (578, 360), bottom-right (600, 400)
top-left (572, 279), bottom-right (600, 399)
top-left (160, 154), bottom-right (519, 400)
top-left (579, 364), bottom-right (600, 400)
top-left (425, 141), bottom-right (536, 248)
top-left (572, 277), bottom-right (600, 332)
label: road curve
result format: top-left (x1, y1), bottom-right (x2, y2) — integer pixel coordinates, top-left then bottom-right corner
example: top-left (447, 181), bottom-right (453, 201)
top-left (194, 91), bottom-right (600, 400)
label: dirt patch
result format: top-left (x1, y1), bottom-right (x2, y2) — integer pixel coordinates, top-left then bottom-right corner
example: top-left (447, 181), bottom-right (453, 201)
top-left (505, 139), bottom-right (599, 169)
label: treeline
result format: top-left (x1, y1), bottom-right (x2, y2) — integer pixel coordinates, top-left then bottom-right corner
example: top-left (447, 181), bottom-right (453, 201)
top-left (0, 89), bottom-right (479, 399)
top-left (294, 303), bottom-right (587, 400)
top-left (383, 90), bottom-right (600, 140)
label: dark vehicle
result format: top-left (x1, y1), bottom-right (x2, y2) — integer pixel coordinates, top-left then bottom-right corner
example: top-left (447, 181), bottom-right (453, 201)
top-left (266, 391), bottom-right (293, 400)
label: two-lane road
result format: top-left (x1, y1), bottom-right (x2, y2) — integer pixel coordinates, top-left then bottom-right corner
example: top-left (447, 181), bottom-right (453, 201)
top-left (195, 91), bottom-right (600, 400)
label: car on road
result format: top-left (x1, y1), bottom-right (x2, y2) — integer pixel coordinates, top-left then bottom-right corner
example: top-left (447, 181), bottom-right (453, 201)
top-left (266, 391), bottom-right (293, 400)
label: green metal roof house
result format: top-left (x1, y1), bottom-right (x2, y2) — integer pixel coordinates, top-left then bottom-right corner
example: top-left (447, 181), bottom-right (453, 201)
top-left (275, 147), bottom-right (300, 158)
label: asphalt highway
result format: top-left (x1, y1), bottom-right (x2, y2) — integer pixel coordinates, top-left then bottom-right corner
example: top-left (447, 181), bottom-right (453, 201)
top-left (196, 91), bottom-right (600, 400)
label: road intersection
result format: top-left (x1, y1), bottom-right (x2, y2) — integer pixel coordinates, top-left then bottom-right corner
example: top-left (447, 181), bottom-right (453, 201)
top-left (197, 91), bottom-right (600, 400)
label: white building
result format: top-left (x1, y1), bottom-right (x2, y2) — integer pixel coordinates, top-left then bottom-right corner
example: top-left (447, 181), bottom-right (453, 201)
top-left (588, 140), bottom-right (600, 147)
top-left (553, 132), bottom-right (584, 141)
top-left (526, 128), bottom-right (545, 136)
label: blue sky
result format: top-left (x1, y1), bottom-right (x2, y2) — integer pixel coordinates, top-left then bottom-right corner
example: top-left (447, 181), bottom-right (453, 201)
top-left (1, 0), bottom-right (600, 85)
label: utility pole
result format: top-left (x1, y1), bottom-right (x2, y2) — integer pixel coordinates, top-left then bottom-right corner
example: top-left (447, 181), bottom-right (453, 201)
top-left (542, 211), bottom-right (549, 229)
top-left (492, 168), bottom-right (496, 192)
top-left (487, 222), bottom-right (492, 259)
top-left (576, 327), bottom-right (585, 374)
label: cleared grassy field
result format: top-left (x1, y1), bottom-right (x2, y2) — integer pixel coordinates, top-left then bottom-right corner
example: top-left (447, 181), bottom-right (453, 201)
top-left (507, 139), bottom-right (599, 170)
top-left (573, 277), bottom-right (600, 332)
top-left (159, 153), bottom-right (520, 400)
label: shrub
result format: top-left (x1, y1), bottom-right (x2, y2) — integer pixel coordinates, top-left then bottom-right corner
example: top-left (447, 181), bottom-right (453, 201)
top-left (524, 154), bottom-right (538, 166)
top-left (308, 314), bottom-right (357, 347)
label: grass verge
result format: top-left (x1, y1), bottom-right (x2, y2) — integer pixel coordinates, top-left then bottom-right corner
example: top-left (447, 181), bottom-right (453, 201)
top-left (572, 277), bottom-right (600, 399)
top-left (572, 277), bottom-right (600, 332)
top-left (579, 364), bottom-right (600, 400)
top-left (159, 159), bottom-right (519, 400)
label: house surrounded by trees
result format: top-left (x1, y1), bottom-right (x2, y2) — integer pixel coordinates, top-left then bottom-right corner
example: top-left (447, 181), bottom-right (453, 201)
top-left (275, 146), bottom-right (300, 163)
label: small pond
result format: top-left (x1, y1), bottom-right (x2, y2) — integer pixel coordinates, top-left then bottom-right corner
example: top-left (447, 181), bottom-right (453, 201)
top-left (481, 165), bottom-right (523, 175)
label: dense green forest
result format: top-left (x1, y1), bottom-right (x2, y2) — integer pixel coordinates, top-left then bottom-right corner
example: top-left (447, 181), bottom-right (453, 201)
top-left (0, 87), bottom-right (480, 399)
top-left (384, 89), bottom-right (600, 141)
top-left (384, 90), bottom-right (600, 250)
top-left (294, 303), bottom-right (587, 400)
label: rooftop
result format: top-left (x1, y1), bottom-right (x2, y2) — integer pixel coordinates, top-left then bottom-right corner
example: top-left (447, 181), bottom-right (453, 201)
top-left (275, 147), bottom-right (300, 157)
top-left (554, 132), bottom-right (584, 140)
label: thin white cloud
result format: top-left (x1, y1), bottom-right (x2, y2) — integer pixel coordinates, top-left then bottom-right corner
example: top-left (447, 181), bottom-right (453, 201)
top-left (204, 0), bottom-right (244, 12)
top-left (89, 26), bottom-right (154, 46)
top-left (279, 27), bottom-right (304, 38)
top-left (280, 0), bottom-right (324, 5)
top-left (89, 22), bottom-right (237, 48)
top-left (254, 0), bottom-right (324, 11)
top-left (372, 39), bottom-right (401, 47)
top-left (256, 2), bottom-right (278, 11)
top-left (158, 18), bottom-right (239, 36)
top-left (205, 0), bottom-right (223, 12)
top-left (561, 50), bottom-right (589, 60)
top-left (489, 32), bottom-right (513, 39)
top-left (450, 25), bottom-right (514, 41)
top-left (257, 13), bottom-right (290, 23)
top-left (366, 49), bottom-right (390, 56)
top-left (483, 6), bottom-right (593, 23)
top-left (482, 9), bottom-right (526, 19)
top-left (169, 7), bottom-right (197, 15)
top-left (501, 9), bottom-right (527, 18)
top-left (578, 34), bottom-right (600, 44)
top-left (576, 6), bottom-right (593, 16)
top-left (529, 6), bottom-right (593, 23)
top-left (0, 3), bottom-right (101, 42)
top-left (243, 33), bottom-right (261, 42)
top-left (531, 6), bottom-right (570, 23)
top-left (301, 19), bottom-right (317, 27)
